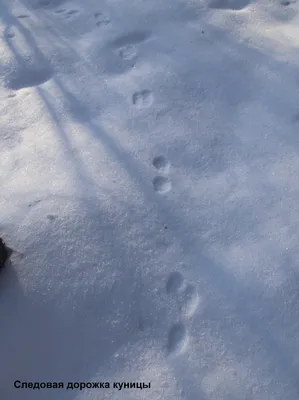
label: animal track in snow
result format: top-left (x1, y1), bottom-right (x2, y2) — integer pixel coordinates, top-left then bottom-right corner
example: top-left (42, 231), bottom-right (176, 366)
top-left (94, 11), bottom-right (110, 26)
top-left (152, 154), bottom-right (172, 195)
top-left (110, 30), bottom-right (150, 66)
top-left (153, 156), bottom-right (170, 174)
top-left (132, 90), bottom-right (153, 108)
top-left (177, 284), bottom-right (199, 318)
top-left (208, 0), bottom-right (250, 10)
top-left (166, 273), bottom-right (200, 318)
top-left (166, 272), bottom-right (184, 295)
top-left (153, 176), bottom-right (171, 194)
top-left (5, 65), bottom-right (53, 90)
top-left (167, 323), bottom-right (188, 355)
top-left (17, 14), bottom-right (30, 19)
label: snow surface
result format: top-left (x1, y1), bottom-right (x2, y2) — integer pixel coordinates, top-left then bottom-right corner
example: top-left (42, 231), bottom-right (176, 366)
top-left (1, 0), bottom-right (299, 398)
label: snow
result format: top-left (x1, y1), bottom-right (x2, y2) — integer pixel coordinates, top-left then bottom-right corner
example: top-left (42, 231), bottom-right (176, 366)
top-left (1, 0), bottom-right (299, 398)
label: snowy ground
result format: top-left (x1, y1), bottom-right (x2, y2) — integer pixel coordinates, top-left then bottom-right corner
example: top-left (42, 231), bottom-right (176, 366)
top-left (1, 0), bottom-right (299, 398)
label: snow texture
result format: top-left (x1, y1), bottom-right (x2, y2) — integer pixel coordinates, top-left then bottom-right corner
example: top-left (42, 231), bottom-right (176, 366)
top-left (1, 0), bottom-right (299, 399)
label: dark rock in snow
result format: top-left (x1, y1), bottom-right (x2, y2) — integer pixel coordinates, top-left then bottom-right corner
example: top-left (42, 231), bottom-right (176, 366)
top-left (0, 238), bottom-right (8, 269)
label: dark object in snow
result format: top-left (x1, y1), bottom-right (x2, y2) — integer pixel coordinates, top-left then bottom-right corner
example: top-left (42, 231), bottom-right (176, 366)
top-left (0, 238), bottom-right (8, 268)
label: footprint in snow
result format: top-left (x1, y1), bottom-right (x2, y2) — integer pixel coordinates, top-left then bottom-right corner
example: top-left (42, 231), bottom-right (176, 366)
top-left (164, 273), bottom-right (200, 356)
top-left (167, 322), bottom-right (188, 355)
top-left (166, 272), bottom-right (184, 295)
top-left (152, 155), bottom-right (172, 194)
top-left (153, 176), bottom-right (171, 194)
top-left (112, 30), bottom-right (150, 61)
top-left (177, 284), bottom-right (200, 318)
top-left (132, 90), bottom-right (153, 108)
top-left (153, 155), bottom-right (170, 174)
top-left (166, 272), bottom-right (200, 318)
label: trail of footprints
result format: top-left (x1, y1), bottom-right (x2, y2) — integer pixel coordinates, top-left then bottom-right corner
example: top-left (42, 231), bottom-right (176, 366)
top-left (166, 272), bottom-right (199, 355)
top-left (3, 0), bottom-right (271, 368)
top-left (3, 3), bottom-right (146, 91)
top-left (5, 3), bottom-right (152, 116)
top-left (3, 3), bottom-right (155, 118)
top-left (151, 153), bottom-right (198, 357)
